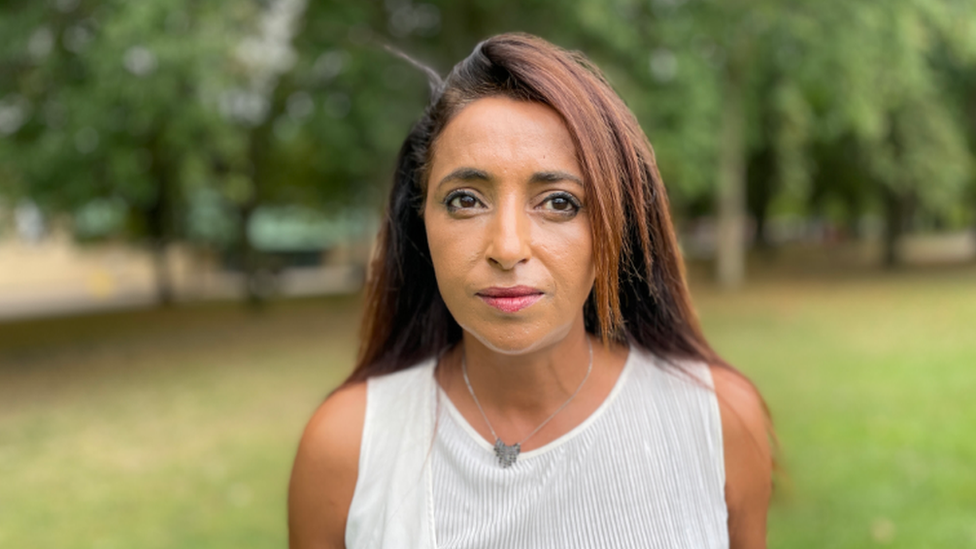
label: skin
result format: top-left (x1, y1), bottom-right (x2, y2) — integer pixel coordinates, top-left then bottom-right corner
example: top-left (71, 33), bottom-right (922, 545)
top-left (288, 96), bottom-right (772, 549)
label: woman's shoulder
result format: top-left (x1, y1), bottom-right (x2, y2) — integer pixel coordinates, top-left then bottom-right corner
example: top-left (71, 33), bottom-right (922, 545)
top-left (707, 364), bottom-right (770, 467)
top-left (707, 364), bottom-right (773, 547)
top-left (634, 349), bottom-right (772, 546)
top-left (288, 382), bottom-right (367, 549)
top-left (366, 359), bottom-right (438, 395)
top-left (298, 382), bottom-right (369, 466)
top-left (290, 359), bottom-right (440, 548)
top-left (707, 365), bottom-right (767, 427)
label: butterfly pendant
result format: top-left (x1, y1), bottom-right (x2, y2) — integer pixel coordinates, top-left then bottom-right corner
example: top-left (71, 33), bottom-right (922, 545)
top-left (494, 439), bottom-right (520, 468)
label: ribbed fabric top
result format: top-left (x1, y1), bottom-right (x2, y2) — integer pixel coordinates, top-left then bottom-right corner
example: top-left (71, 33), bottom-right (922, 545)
top-left (345, 345), bottom-right (729, 549)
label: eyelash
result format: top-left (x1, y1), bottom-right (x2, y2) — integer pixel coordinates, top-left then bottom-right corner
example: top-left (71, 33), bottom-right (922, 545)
top-left (541, 192), bottom-right (582, 215)
top-left (444, 190), bottom-right (484, 213)
top-left (443, 190), bottom-right (582, 217)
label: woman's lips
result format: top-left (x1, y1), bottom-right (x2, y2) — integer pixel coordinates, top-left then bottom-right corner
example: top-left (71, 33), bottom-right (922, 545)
top-left (476, 286), bottom-right (543, 313)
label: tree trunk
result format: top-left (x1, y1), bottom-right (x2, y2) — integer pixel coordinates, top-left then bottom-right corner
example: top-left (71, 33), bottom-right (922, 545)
top-left (844, 200), bottom-right (862, 240)
top-left (147, 145), bottom-right (174, 307)
top-left (747, 147), bottom-right (776, 253)
top-left (239, 109), bottom-right (278, 310)
top-left (150, 237), bottom-right (173, 305)
top-left (237, 200), bottom-right (266, 310)
top-left (972, 189), bottom-right (976, 263)
top-left (881, 185), bottom-right (904, 269)
top-left (715, 70), bottom-right (747, 288)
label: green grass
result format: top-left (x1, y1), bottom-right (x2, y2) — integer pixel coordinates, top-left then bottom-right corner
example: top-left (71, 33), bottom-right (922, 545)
top-left (1, 268), bottom-right (975, 548)
top-left (693, 267), bottom-right (976, 548)
top-left (0, 297), bottom-right (360, 549)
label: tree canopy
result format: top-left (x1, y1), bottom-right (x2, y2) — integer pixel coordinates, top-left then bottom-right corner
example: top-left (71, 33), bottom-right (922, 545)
top-left (2, 0), bottom-right (975, 300)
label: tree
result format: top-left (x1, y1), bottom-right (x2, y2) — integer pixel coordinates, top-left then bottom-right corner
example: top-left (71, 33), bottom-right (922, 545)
top-left (0, 0), bottom-right (252, 304)
top-left (5, 0), bottom-right (976, 302)
top-left (804, 0), bottom-right (975, 267)
top-left (576, 0), bottom-right (976, 280)
top-left (568, 0), bottom-right (820, 287)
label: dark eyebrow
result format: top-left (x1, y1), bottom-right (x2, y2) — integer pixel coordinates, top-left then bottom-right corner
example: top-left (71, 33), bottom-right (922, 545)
top-left (435, 167), bottom-right (584, 190)
top-left (436, 167), bottom-right (490, 189)
top-left (529, 170), bottom-right (584, 188)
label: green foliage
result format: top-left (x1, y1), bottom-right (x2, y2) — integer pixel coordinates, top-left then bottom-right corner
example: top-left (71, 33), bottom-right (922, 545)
top-left (571, 0), bottom-right (976, 226)
top-left (2, 0), bottom-right (976, 253)
top-left (819, 1), bottom-right (974, 211)
top-left (0, 0), bottom-right (252, 244)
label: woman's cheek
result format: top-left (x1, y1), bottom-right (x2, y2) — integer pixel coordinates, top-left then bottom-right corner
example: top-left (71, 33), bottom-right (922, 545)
top-left (428, 219), bottom-right (476, 307)
top-left (538, 224), bottom-right (594, 302)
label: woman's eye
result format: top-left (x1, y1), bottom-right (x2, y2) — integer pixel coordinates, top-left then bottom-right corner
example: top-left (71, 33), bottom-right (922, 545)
top-left (445, 191), bottom-right (483, 211)
top-left (541, 193), bottom-right (581, 215)
top-left (548, 197), bottom-right (573, 211)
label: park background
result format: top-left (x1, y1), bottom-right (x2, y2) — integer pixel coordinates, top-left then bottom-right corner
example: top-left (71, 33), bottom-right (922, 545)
top-left (1, 0), bottom-right (975, 547)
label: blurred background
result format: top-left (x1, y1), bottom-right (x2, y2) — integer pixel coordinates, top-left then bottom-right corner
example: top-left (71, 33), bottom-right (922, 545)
top-left (1, 0), bottom-right (974, 547)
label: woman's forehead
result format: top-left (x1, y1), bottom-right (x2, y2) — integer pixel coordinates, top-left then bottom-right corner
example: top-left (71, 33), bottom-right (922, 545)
top-left (430, 96), bottom-right (581, 180)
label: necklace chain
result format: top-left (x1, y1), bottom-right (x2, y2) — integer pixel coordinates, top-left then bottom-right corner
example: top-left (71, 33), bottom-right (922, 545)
top-left (461, 338), bottom-right (593, 467)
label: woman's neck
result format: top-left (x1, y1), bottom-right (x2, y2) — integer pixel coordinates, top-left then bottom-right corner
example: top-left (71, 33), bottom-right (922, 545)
top-left (441, 318), bottom-right (601, 420)
top-left (436, 316), bottom-right (631, 451)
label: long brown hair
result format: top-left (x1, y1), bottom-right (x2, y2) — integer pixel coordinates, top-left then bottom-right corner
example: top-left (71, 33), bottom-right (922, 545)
top-left (345, 33), bottom-right (726, 384)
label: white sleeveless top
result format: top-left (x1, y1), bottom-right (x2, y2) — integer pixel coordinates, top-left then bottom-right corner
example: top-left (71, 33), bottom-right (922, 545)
top-left (345, 345), bottom-right (729, 549)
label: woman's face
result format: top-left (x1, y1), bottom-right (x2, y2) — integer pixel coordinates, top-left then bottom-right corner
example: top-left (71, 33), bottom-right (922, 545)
top-left (424, 96), bottom-right (595, 354)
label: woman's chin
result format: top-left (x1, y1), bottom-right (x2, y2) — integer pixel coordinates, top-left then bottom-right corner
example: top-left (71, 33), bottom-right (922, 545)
top-left (458, 320), bottom-right (574, 356)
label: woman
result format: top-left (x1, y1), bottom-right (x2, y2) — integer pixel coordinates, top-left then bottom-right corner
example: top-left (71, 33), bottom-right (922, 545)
top-left (289, 33), bottom-right (772, 549)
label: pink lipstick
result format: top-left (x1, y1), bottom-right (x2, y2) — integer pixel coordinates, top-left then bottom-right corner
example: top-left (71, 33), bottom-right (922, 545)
top-left (476, 286), bottom-right (543, 313)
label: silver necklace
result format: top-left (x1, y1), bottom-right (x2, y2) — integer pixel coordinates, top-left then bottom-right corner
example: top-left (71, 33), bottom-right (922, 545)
top-left (461, 338), bottom-right (593, 468)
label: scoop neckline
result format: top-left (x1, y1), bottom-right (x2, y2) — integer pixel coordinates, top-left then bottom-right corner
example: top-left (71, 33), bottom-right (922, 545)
top-left (434, 344), bottom-right (637, 462)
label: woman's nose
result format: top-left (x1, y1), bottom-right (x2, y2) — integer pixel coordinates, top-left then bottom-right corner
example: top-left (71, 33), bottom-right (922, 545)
top-left (485, 200), bottom-right (531, 270)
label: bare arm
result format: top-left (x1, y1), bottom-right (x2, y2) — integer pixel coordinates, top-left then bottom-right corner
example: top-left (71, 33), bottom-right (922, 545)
top-left (288, 383), bottom-right (367, 549)
top-left (710, 366), bottom-right (773, 549)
